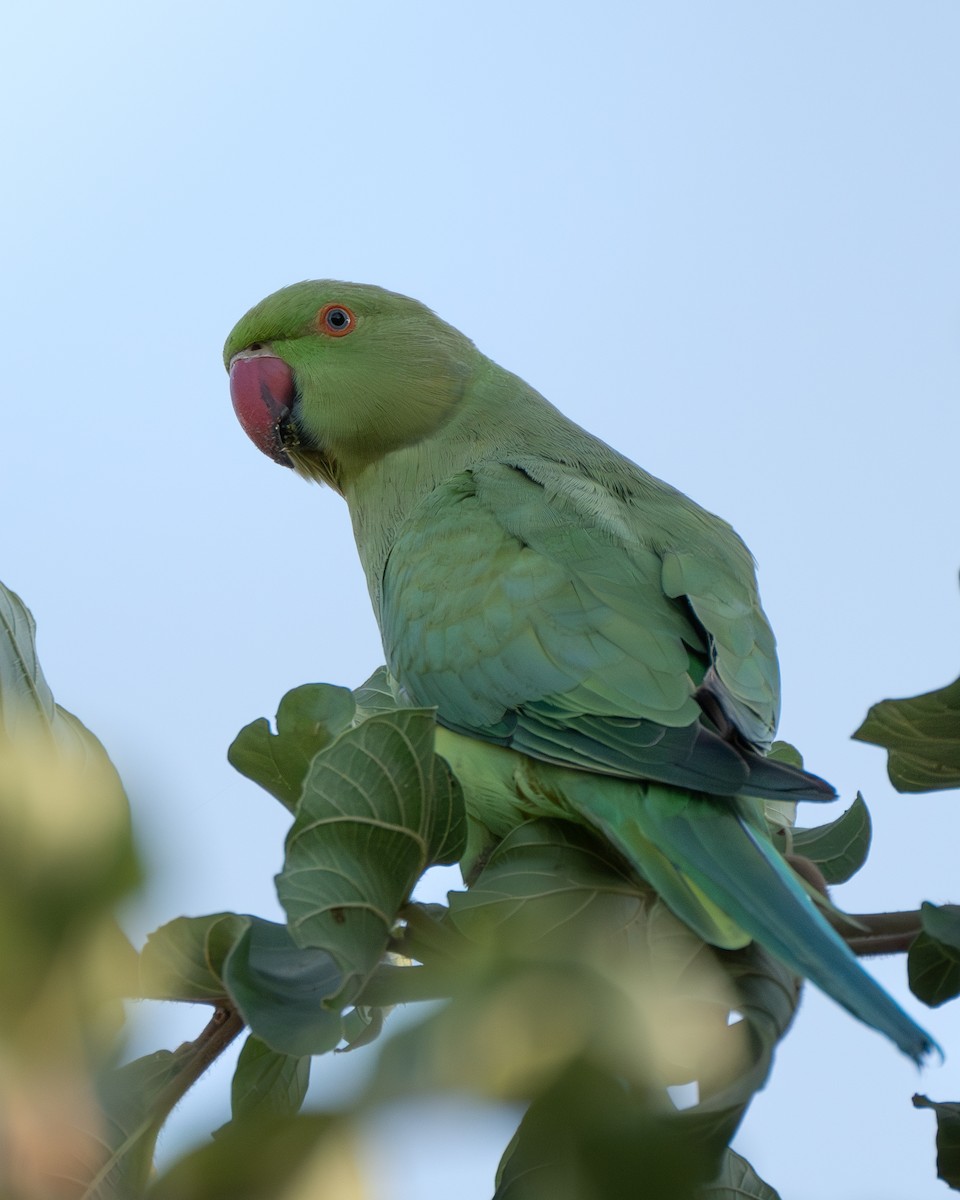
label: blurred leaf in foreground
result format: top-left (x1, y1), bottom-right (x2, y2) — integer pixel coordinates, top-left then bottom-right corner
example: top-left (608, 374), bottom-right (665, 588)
top-left (493, 1059), bottom-right (713, 1200)
top-left (703, 1147), bottom-right (781, 1199)
top-left (370, 821), bottom-right (796, 1182)
top-left (0, 581), bottom-right (140, 1198)
top-left (149, 1113), bottom-right (365, 1200)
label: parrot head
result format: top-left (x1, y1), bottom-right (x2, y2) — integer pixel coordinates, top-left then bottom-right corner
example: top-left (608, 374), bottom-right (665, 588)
top-left (224, 281), bottom-right (478, 488)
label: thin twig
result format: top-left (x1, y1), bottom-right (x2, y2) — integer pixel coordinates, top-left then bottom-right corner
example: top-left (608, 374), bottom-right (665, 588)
top-left (846, 931), bottom-right (922, 957)
top-left (151, 1003), bottom-right (246, 1129)
top-left (825, 909), bottom-right (924, 956)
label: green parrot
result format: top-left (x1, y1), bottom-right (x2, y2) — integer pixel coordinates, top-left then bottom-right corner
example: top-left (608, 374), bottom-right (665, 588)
top-left (224, 280), bottom-right (933, 1062)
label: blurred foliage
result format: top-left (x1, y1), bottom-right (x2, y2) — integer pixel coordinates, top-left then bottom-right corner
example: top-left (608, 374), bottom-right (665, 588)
top-left (0, 583), bottom-right (957, 1197)
top-left (0, 584), bottom-right (140, 1199)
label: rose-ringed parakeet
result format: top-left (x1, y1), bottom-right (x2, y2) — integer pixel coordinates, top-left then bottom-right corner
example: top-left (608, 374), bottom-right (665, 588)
top-left (224, 280), bottom-right (932, 1062)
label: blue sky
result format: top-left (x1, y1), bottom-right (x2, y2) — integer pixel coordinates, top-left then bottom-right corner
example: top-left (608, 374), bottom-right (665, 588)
top-left (3, 3), bottom-right (959, 1196)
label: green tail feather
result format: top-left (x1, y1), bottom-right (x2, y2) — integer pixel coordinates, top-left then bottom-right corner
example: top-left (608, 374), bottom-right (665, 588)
top-left (567, 778), bottom-right (936, 1064)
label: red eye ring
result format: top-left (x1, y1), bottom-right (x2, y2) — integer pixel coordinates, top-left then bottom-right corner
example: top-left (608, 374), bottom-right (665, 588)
top-left (317, 302), bottom-right (356, 337)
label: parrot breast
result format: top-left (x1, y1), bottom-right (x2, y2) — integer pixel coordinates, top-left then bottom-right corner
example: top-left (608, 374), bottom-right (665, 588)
top-left (229, 354), bottom-right (296, 465)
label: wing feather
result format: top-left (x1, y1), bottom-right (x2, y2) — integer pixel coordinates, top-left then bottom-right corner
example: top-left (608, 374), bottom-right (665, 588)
top-left (382, 459), bottom-right (814, 799)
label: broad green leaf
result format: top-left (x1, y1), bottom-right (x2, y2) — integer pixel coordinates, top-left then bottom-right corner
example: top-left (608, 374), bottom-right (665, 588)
top-left (766, 741), bottom-right (802, 769)
top-left (703, 1148), bottom-right (781, 1199)
top-left (277, 709), bottom-right (465, 1004)
top-left (923, 902), bottom-right (960, 949)
top-left (230, 1035), bottom-right (311, 1122)
top-left (448, 821), bottom-right (672, 963)
top-left (909, 903), bottom-right (960, 1007)
top-left (228, 684), bottom-right (357, 811)
top-left (148, 1113), bottom-right (361, 1200)
top-left (913, 1095), bottom-right (960, 1191)
top-left (644, 940), bottom-right (799, 1162)
top-left (0, 581), bottom-right (139, 1052)
top-left (760, 743), bottom-right (803, 832)
top-left (222, 916), bottom-right (343, 1056)
top-left (0, 582), bottom-right (133, 770)
top-left (351, 665), bottom-right (404, 722)
top-left (789, 794), bottom-right (871, 884)
top-left (340, 1004), bottom-right (386, 1050)
top-left (494, 1059), bottom-right (714, 1200)
top-left (140, 913), bottom-right (248, 1003)
top-left (428, 751), bottom-right (468, 864)
top-left (142, 913), bottom-right (345, 1054)
top-left (0, 582), bottom-right (55, 735)
top-left (0, 583), bottom-right (137, 916)
top-left (85, 1050), bottom-right (183, 1199)
top-left (371, 822), bottom-right (795, 1162)
top-left (451, 821), bottom-right (770, 1104)
top-left (853, 675), bottom-right (960, 792)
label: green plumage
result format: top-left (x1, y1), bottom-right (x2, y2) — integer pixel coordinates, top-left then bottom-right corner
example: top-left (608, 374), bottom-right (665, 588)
top-left (225, 280), bottom-right (934, 1062)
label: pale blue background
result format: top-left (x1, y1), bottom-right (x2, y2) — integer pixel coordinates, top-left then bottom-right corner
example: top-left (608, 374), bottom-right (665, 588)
top-left (3, 3), bottom-right (959, 1197)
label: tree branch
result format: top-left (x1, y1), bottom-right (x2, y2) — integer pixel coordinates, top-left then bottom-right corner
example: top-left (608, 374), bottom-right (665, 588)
top-left (826, 909), bottom-right (923, 956)
top-left (151, 1003), bottom-right (246, 1129)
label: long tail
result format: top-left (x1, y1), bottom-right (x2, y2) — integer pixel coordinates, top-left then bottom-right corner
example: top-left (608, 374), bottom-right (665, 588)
top-left (567, 777), bottom-right (936, 1064)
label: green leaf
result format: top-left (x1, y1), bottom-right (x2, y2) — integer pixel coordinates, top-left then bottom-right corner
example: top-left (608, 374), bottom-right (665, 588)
top-left (371, 821), bottom-right (796, 1166)
top-left (148, 1113), bottom-right (358, 1200)
top-left (0, 581), bottom-right (139, 1033)
top-left (340, 1004), bottom-right (387, 1050)
top-left (0, 582), bottom-right (134, 771)
top-left (494, 1059), bottom-right (714, 1200)
top-left (702, 1148), bottom-right (781, 1199)
top-left (142, 913), bottom-right (346, 1056)
top-left (766, 741), bottom-right (802, 769)
top-left (853, 675), bottom-right (960, 793)
top-left (789, 793), bottom-right (871, 884)
top-left (230, 1035), bottom-right (310, 1122)
top-left (0, 582), bottom-right (56, 736)
top-left (85, 1050), bottom-right (183, 1199)
top-left (222, 917), bottom-right (344, 1056)
top-left (277, 708), bottom-right (465, 1003)
top-left (448, 820), bottom-right (666, 961)
top-left (351, 665), bottom-right (404, 722)
top-left (667, 940), bottom-right (800, 1158)
top-left (909, 903), bottom-right (960, 1007)
top-left (140, 913), bottom-right (248, 1003)
top-left (228, 684), bottom-right (357, 811)
top-left (923, 902), bottom-right (960, 949)
top-left (913, 1095), bottom-right (960, 1190)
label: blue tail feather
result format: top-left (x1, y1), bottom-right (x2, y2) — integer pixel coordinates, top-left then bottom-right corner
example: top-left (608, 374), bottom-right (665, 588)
top-left (572, 780), bottom-right (936, 1063)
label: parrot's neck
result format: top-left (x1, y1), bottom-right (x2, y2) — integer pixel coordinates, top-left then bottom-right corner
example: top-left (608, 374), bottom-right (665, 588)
top-left (340, 359), bottom-right (573, 620)
top-left (342, 440), bottom-right (454, 617)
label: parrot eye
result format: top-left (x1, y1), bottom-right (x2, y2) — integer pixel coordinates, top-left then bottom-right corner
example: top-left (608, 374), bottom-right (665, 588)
top-left (317, 303), bottom-right (356, 337)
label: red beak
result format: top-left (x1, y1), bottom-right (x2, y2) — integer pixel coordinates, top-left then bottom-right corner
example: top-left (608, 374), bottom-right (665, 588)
top-left (229, 354), bottom-right (296, 465)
